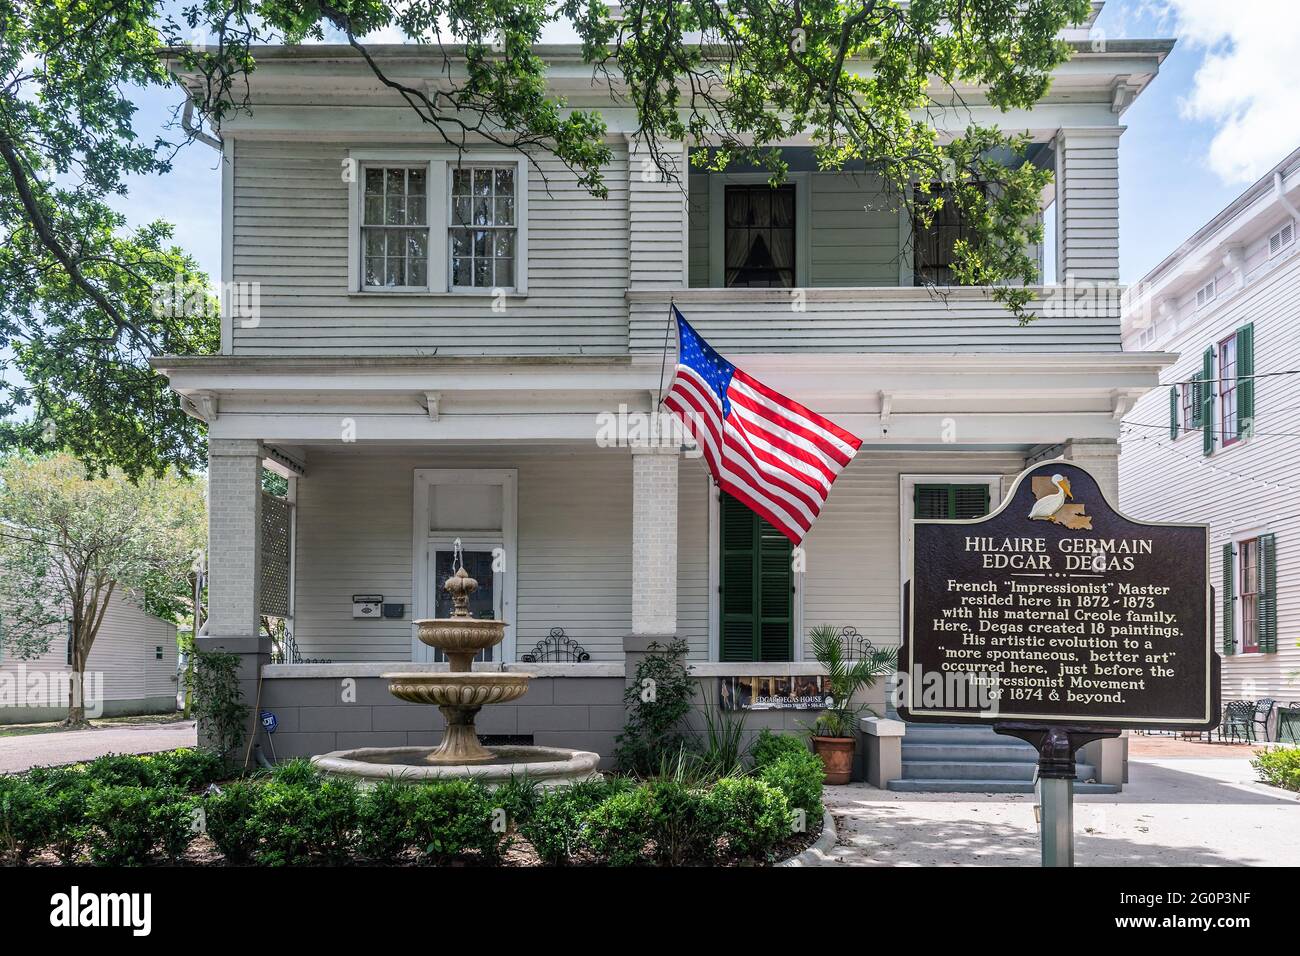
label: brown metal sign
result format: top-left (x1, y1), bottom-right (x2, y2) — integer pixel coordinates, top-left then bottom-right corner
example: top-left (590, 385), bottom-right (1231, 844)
top-left (900, 460), bottom-right (1219, 730)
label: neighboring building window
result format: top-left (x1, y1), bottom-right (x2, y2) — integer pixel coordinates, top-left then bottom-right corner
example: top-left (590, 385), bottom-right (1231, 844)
top-left (724, 184), bottom-right (795, 288)
top-left (1239, 537), bottom-right (1259, 653)
top-left (913, 483), bottom-right (991, 520)
top-left (1180, 381), bottom-right (1199, 434)
top-left (361, 166), bottom-right (429, 289)
top-left (1219, 333), bottom-right (1238, 445)
top-left (719, 492), bottom-right (792, 662)
top-left (913, 185), bottom-right (976, 287)
top-left (450, 165), bottom-right (517, 289)
top-left (155, 646), bottom-right (164, 661)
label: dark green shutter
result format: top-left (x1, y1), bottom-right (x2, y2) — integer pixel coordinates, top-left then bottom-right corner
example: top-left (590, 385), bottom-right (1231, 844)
top-left (1169, 386), bottom-right (1179, 439)
top-left (1237, 323), bottom-right (1255, 438)
top-left (1202, 348), bottom-right (1215, 456)
top-left (914, 483), bottom-right (991, 520)
top-left (1221, 542), bottom-right (1235, 656)
top-left (1189, 374), bottom-right (1203, 427)
top-left (719, 493), bottom-right (792, 662)
top-left (1259, 533), bottom-right (1277, 654)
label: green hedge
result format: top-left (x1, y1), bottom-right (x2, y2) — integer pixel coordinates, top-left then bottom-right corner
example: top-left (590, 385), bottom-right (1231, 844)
top-left (1, 749), bottom-right (819, 866)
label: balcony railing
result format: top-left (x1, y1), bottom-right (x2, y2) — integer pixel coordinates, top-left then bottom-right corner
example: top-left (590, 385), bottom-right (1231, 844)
top-left (628, 284), bottom-right (1123, 353)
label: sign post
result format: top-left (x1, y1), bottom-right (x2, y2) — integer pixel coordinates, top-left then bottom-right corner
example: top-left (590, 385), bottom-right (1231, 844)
top-left (900, 460), bottom-right (1219, 867)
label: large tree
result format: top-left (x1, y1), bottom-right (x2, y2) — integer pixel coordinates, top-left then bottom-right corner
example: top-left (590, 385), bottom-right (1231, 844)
top-left (2, 0), bottom-right (1087, 475)
top-left (0, 454), bottom-right (205, 726)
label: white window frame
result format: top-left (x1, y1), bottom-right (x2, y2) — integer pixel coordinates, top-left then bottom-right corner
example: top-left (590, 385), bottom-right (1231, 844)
top-left (411, 469), bottom-right (518, 663)
top-left (708, 172), bottom-right (811, 289)
top-left (347, 149), bottom-right (528, 296)
top-left (706, 476), bottom-right (806, 663)
top-left (1228, 525), bottom-right (1269, 655)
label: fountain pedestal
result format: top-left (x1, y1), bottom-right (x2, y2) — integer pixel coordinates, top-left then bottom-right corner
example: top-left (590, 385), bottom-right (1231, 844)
top-left (312, 565), bottom-right (599, 787)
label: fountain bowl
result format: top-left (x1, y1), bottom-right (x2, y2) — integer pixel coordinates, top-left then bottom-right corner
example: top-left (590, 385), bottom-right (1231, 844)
top-left (386, 672), bottom-right (530, 708)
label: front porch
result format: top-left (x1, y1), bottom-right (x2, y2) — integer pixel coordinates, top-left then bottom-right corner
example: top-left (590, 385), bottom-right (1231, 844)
top-left (156, 351), bottom-right (1168, 777)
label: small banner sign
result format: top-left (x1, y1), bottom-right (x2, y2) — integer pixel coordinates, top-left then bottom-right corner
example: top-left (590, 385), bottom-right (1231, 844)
top-left (719, 675), bottom-right (831, 712)
top-left (901, 460), bottom-right (1219, 730)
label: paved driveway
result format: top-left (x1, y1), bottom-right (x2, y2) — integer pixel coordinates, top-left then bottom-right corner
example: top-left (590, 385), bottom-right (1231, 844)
top-left (0, 720), bottom-right (197, 774)
top-left (819, 753), bottom-right (1299, 866)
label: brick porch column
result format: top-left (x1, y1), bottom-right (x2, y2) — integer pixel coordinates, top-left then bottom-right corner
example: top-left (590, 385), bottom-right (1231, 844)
top-left (624, 447), bottom-right (680, 699)
top-left (200, 438), bottom-right (267, 753)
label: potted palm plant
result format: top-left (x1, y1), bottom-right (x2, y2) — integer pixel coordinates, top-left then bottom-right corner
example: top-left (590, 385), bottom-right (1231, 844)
top-left (805, 625), bottom-right (898, 785)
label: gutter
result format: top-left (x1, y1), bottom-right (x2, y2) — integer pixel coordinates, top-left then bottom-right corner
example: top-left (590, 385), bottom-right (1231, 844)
top-left (181, 95), bottom-right (222, 151)
top-left (1276, 171), bottom-right (1300, 223)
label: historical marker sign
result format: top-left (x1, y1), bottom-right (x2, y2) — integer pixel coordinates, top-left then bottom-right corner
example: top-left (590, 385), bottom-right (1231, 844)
top-left (900, 460), bottom-right (1219, 730)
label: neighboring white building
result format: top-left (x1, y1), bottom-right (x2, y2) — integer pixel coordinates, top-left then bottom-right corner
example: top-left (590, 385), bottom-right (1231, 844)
top-left (0, 593), bottom-right (179, 723)
top-left (156, 8), bottom-right (1175, 787)
top-left (1121, 146), bottom-right (1300, 729)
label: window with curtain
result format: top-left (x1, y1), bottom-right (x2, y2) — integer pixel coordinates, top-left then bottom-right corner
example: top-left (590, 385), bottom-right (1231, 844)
top-left (724, 184), bottom-right (795, 288)
top-left (913, 184), bottom-right (977, 286)
top-left (1239, 537), bottom-right (1259, 653)
top-left (1219, 334), bottom-right (1239, 445)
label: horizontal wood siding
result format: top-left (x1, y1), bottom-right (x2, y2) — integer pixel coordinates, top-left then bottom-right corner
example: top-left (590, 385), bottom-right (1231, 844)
top-left (687, 172), bottom-right (710, 287)
top-left (1120, 254), bottom-right (1300, 701)
top-left (628, 288), bottom-right (1122, 352)
top-left (292, 448), bottom-right (634, 661)
top-left (808, 171), bottom-right (901, 287)
top-left (0, 595), bottom-right (176, 708)
top-left (1057, 130), bottom-right (1121, 283)
top-left (231, 139), bottom-right (630, 355)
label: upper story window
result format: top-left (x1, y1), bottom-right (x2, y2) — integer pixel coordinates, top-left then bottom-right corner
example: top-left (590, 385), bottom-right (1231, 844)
top-left (451, 166), bottom-right (516, 290)
top-left (724, 184), bottom-right (795, 288)
top-left (913, 184), bottom-right (976, 287)
top-left (1218, 333), bottom-right (1239, 446)
top-left (1180, 381), bottom-right (1199, 435)
top-left (348, 152), bottom-right (527, 295)
top-left (362, 166), bottom-right (429, 289)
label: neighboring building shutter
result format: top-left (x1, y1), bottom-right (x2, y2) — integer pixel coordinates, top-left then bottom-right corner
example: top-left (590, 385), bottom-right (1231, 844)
top-left (1189, 374), bottom-right (1203, 428)
top-left (1221, 542), bottom-right (1234, 656)
top-left (1202, 348), bottom-right (1215, 456)
top-left (1236, 322), bottom-right (1255, 438)
top-left (1258, 533), bottom-right (1278, 654)
top-left (914, 483), bottom-right (991, 520)
top-left (1169, 386), bottom-right (1179, 439)
top-left (720, 493), bottom-right (792, 662)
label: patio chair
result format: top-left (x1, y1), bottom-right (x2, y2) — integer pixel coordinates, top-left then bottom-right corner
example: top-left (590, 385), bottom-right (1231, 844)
top-left (1253, 698), bottom-right (1277, 742)
top-left (1220, 700), bottom-right (1255, 743)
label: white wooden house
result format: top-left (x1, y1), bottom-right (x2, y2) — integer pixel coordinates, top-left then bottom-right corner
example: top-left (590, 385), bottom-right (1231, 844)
top-left (1121, 146), bottom-right (1300, 738)
top-left (156, 8), bottom-right (1176, 786)
top-left (0, 593), bottom-right (178, 723)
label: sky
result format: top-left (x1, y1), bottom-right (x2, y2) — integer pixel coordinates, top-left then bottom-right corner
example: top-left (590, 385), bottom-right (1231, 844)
top-left (113, 0), bottom-right (1300, 287)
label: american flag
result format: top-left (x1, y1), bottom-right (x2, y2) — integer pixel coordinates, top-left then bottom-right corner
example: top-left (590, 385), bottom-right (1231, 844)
top-left (662, 306), bottom-right (863, 544)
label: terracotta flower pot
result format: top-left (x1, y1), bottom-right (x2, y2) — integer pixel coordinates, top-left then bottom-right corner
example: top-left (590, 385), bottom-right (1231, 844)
top-left (811, 735), bottom-right (856, 785)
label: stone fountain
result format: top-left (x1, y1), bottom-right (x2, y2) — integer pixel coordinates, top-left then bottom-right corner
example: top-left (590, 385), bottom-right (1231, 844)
top-left (312, 562), bottom-right (599, 787)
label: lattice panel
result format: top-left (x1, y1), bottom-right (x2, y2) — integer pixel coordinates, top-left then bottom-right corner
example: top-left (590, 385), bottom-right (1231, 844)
top-left (259, 492), bottom-right (292, 618)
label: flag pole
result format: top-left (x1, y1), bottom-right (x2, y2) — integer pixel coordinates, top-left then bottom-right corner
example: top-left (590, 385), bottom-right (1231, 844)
top-left (656, 296), bottom-right (675, 408)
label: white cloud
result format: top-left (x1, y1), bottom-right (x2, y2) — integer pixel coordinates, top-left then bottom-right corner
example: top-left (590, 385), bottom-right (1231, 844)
top-left (1158, 0), bottom-right (1300, 184)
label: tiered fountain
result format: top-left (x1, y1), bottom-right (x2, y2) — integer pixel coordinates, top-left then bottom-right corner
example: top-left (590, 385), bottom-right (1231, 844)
top-left (313, 562), bottom-right (599, 786)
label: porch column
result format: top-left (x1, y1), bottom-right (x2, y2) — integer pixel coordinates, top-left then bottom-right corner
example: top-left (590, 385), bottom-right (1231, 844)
top-left (1054, 127), bottom-right (1123, 284)
top-left (201, 438), bottom-right (267, 753)
top-left (625, 448), bottom-right (680, 698)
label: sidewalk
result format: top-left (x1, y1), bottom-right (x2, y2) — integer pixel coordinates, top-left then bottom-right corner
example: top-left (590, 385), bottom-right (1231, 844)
top-left (820, 742), bottom-right (1298, 866)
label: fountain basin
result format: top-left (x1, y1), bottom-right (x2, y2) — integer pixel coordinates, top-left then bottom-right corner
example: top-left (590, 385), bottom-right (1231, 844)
top-left (385, 672), bottom-right (530, 708)
top-left (312, 745), bottom-right (601, 788)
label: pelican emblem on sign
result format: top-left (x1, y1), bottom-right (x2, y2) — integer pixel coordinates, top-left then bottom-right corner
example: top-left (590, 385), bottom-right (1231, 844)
top-left (1029, 473), bottom-right (1092, 530)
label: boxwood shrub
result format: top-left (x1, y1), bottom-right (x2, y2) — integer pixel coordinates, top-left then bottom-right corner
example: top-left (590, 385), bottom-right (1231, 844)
top-left (750, 729), bottom-right (812, 769)
top-left (204, 780), bottom-right (261, 865)
top-left (707, 777), bottom-right (792, 860)
top-left (1253, 747), bottom-right (1300, 792)
top-left (757, 749), bottom-right (825, 819)
top-left (85, 785), bottom-right (197, 866)
top-left (252, 776), bottom-right (359, 866)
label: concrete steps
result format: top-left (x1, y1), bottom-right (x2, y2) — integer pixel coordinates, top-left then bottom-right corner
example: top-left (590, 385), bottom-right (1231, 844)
top-left (885, 721), bottom-right (1121, 794)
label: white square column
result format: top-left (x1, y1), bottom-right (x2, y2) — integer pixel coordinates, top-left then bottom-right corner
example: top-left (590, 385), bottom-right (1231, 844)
top-left (206, 438), bottom-right (265, 638)
top-left (630, 448), bottom-right (679, 638)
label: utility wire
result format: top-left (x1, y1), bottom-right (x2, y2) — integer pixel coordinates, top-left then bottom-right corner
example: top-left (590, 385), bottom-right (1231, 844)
top-left (1118, 429), bottom-right (1300, 493)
